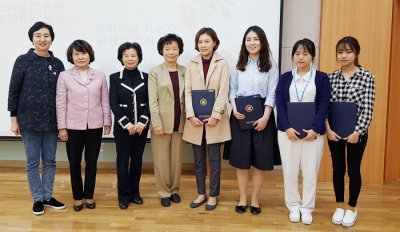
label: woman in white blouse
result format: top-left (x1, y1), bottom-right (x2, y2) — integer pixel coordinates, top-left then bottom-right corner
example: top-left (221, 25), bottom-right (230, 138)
top-left (275, 38), bottom-right (330, 224)
top-left (225, 25), bottom-right (280, 215)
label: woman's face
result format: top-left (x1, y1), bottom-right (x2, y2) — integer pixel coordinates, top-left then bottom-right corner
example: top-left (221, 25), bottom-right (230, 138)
top-left (245, 30), bottom-right (261, 58)
top-left (337, 44), bottom-right (357, 67)
top-left (122, 48), bottom-right (139, 70)
top-left (32, 27), bottom-right (52, 53)
top-left (197, 33), bottom-right (216, 59)
top-left (162, 41), bottom-right (180, 64)
top-left (293, 45), bottom-right (313, 70)
top-left (72, 49), bottom-right (90, 70)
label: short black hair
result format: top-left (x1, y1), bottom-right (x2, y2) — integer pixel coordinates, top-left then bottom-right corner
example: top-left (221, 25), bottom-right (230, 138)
top-left (157, 34), bottom-right (184, 56)
top-left (194, 27), bottom-right (220, 52)
top-left (291, 38), bottom-right (316, 61)
top-left (28, 21), bottom-right (55, 42)
top-left (66, 40), bottom-right (95, 65)
top-left (117, 42), bottom-right (143, 66)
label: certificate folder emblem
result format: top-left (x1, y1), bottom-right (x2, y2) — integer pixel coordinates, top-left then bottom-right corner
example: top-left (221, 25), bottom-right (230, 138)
top-left (328, 102), bottom-right (357, 138)
top-left (192, 89), bottom-right (215, 120)
top-left (235, 95), bottom-right (263, 130)
top-left (287, 102), bottom-right (315, 139)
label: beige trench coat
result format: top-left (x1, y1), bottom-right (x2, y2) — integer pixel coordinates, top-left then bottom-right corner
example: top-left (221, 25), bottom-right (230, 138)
top-left (182, 52), bottom-right (231, 145)
top-left (148, 62), bottom-right (186, 133)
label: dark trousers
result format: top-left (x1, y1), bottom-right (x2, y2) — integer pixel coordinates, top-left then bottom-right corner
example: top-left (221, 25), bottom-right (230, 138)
top-left (66, 128), bottom-right (103, 200)
top-left (114, 129), bottom-right (147, 203)
top-left (328, 134), bottom-right (368, 207)
top-left (192, 130), bottom-right (221, 197)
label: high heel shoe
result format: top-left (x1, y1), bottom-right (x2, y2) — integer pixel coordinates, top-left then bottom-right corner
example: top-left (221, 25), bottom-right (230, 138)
top-left (73, 203), bottom-right (83, 212)
top-left (85, 200), bottom-right (96, 209)
top-left (73, 200), bottom-right (83, 212)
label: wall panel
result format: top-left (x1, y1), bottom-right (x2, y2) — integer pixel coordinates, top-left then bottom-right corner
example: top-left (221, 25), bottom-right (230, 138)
top-left (318, 0), bottom-right (393, 184)
top-left (385, 0), bottom-right (400, 180)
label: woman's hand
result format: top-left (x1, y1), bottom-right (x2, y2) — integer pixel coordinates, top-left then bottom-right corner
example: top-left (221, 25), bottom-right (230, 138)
top-left (327, 129), bottom-right (341, 141)
top-left (233, 111), bottom-right (245, 120)
top-left (127, 124), bottom-right (136, 135)
top-left (344, 131), bottom-right (360, 143)
top-left (253, 116), bottom-right (268, 132)
top-left (285, 128), bottom-right (300, 141)
top-left (303, 129), bottom-right (316, 141)
top-left (104, 126), bottom-right (111, 135)
top-left (189, 117), bottom-right (204, 127)
top-left (10, 117), bottom-right (20, 136)
top-left (204, 117), bottom-right (218, 126)
top-left (135, 124), bottom-right (145, 135)
top-left (59, 129), bottom-right (68, 141)
top-left (154, 126), bottom-right (163, 136)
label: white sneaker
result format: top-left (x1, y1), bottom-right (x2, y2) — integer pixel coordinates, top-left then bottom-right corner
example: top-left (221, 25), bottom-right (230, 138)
top-left (301, 212), bottom-right (313, 225)
top-left (289, 211), bottom-right (300, 223)
top-left (342, 208), bottom-right (357, 227)
top-left (332, 208), bottom-right (345, 225)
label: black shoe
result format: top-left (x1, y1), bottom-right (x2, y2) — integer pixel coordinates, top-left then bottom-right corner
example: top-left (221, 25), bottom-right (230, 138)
top-left (205, 198), bottom-right (218, 211)
top-left (86, 201), bottom-right (96, 209)
top-left (170, 193), bottom-right (181, 203)
top-left (190, 196), bottom-right (207, 208)
top-left (250, 205), bottom-right (261, 215)
top-left (73, 204), bottom-right (83, 212)
top-left (161, 197), bottom-right (171, 207)
top-left (235, 204), bottom-right (247, 214)
top-left (32, 201), bottom-right (44, 215)
top-left (43, 197), bottom-right (65, 210)
top-left (119, 202), bottom-right (129, 209)
top-left (132, 197), bottom-right (143, 205)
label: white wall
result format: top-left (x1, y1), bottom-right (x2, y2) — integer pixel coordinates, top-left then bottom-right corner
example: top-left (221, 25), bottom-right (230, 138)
top-left (0, 0), bottom-right (281, 137)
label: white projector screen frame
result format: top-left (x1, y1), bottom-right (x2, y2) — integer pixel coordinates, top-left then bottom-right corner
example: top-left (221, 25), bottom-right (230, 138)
top-left (0, 0), bottom-right (282, 138)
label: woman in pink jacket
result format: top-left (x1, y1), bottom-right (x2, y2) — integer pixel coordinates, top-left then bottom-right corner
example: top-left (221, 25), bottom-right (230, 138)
top-left (56, 40), bottom-right (111, 212)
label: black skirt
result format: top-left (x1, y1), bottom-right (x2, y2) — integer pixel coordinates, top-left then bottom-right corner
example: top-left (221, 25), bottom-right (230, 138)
top-left (224, 107), bottom-right (281, 171)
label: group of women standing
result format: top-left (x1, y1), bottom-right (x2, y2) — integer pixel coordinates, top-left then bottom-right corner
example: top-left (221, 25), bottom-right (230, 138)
top-left (8, 21), bottom-right (375, 228)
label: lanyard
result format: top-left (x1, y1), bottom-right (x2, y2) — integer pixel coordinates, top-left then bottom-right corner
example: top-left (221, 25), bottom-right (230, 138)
top-left (292, 68), bottom-right (313, 102)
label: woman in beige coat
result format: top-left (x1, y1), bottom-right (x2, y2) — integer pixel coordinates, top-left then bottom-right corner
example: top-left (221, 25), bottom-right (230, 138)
top-left (183, 27), bottom-right (231, 211)
top-left (148, 34), bottom-right (186, 207)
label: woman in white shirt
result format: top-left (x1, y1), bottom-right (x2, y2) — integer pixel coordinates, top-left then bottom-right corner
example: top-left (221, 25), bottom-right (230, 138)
top-left (275, 39), bottom-right (330, 224)
top-left (225, 25), bottom-right (280, 215)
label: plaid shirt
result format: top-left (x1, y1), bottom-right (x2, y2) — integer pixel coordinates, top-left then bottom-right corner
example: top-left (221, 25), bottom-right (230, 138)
top-left (328, 66), bottom-right (375, 135)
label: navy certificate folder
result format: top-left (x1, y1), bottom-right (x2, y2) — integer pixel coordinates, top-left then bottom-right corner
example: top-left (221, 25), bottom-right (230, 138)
top-left (235, 95), bottom-right (263, 130)
top-left (192, 89), bottom-right (215, 120)
top-left (287, 102), bottom-right (315, 139)
top-left (329, 102), bottom-right (357, 138)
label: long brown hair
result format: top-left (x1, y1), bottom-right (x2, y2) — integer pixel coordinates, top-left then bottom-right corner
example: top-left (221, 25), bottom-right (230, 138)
top-left (336, 36), bottom-right (360, 66)
top-left (236, 26), bottom-right (272, 72)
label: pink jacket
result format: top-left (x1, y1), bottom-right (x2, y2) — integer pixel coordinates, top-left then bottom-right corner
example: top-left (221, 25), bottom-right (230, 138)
top-left (56, 66), bottom-right (112, 130)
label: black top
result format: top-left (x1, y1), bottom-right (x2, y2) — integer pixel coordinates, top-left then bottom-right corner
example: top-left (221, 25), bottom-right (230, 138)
top-left (8, 49), bottom-right (65, 131)
top-left (109, 68), bottom-right (150, 131)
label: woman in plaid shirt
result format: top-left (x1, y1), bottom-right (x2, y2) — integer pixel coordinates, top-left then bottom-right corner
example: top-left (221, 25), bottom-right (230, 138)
top-left (325, 36), bottom-right (376, 228)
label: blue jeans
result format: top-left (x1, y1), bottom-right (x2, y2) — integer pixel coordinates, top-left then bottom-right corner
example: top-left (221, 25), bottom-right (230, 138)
top-left (21, 130), bottom-right (58, 202)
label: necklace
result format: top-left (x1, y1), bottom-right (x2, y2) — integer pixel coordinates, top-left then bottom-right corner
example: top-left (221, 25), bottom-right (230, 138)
top-left (292, 68), bottom-right (313, 102)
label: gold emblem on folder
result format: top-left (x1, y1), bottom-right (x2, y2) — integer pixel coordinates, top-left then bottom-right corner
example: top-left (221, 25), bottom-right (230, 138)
top-left (245, 105), bottom-right (253, 112)
top-left (200, 98), bottom-right (207, 106)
